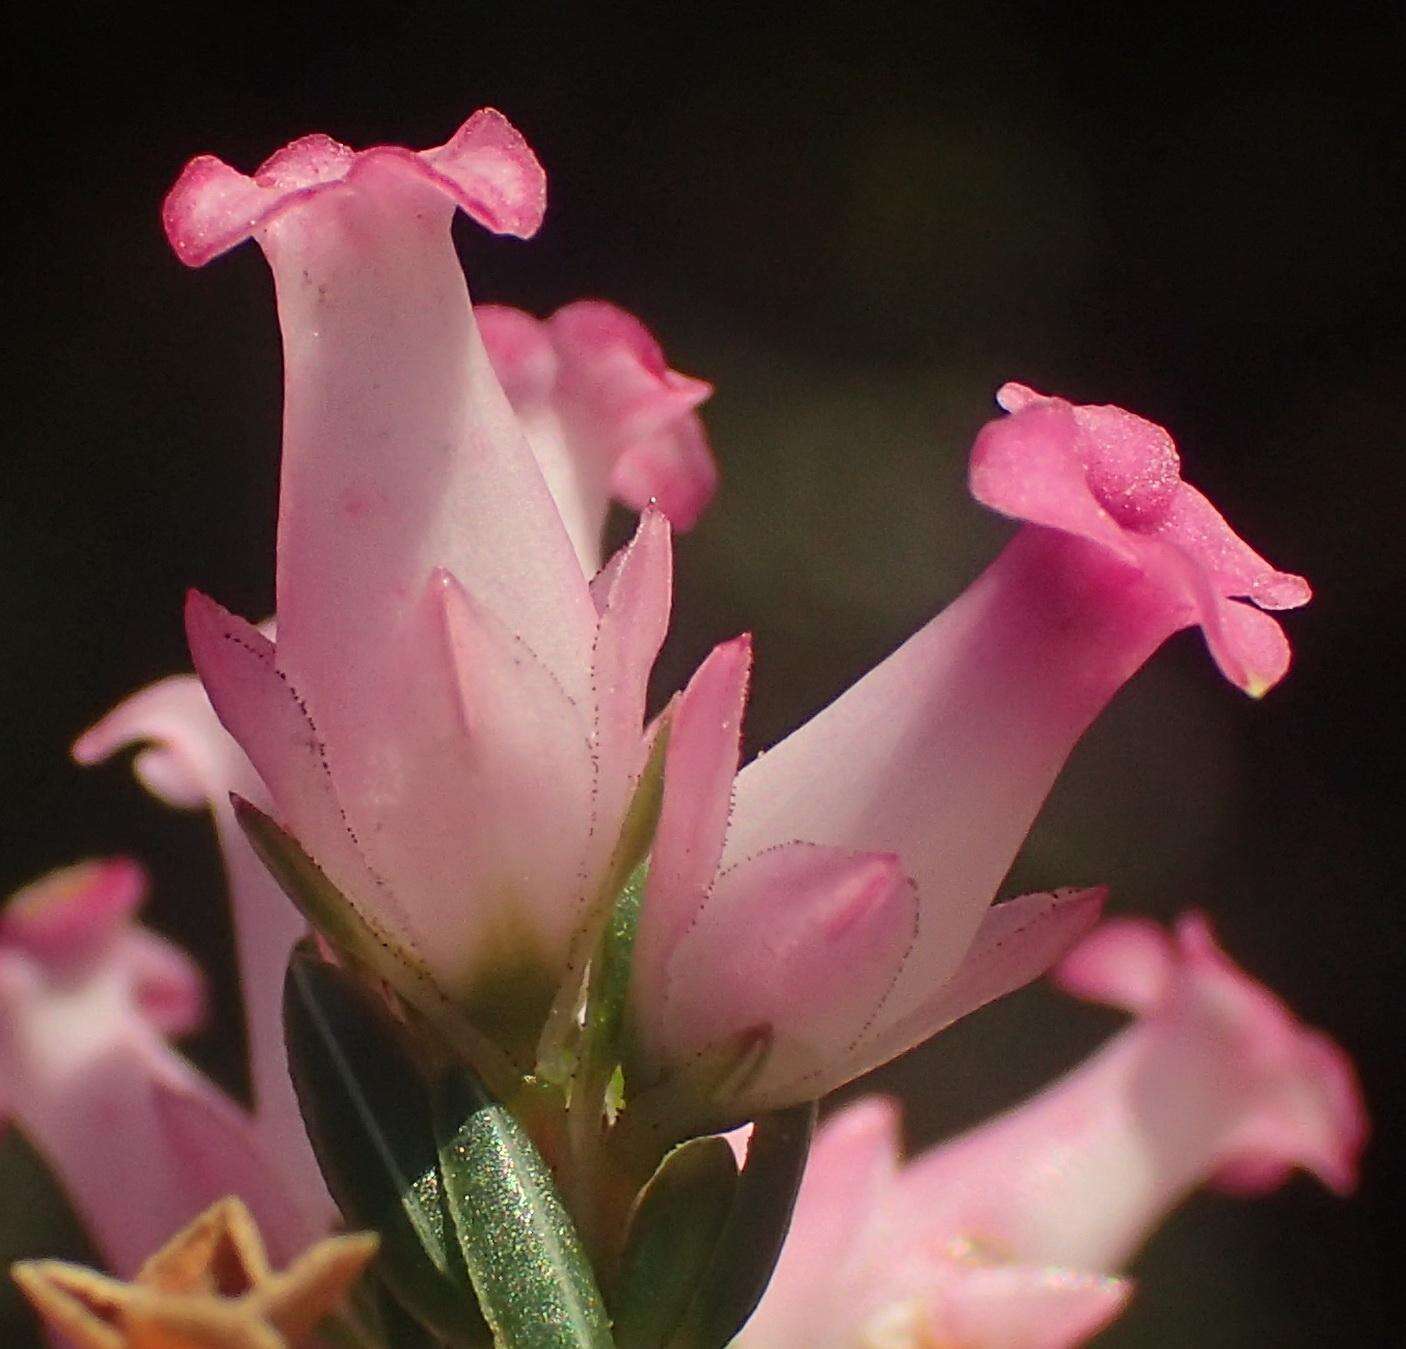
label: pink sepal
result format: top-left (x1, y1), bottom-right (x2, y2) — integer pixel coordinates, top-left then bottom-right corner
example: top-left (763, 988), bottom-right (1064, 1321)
top-left (653, 844), bottom-right (918, 1109)
top-left (832, 886), bottom-right (1107, 1085)
top-left (164, 108), bottom-right (545, 267)
top-left (631, 636), bottom-right (751, 1026)
top-left (590, 509), bottom-right (673, 871)
top-left (973, 383), bottom-right (1309, 695)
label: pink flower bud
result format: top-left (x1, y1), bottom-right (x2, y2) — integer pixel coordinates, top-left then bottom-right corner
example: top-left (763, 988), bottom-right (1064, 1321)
top-left (480, 301), bottom-right (717, 573)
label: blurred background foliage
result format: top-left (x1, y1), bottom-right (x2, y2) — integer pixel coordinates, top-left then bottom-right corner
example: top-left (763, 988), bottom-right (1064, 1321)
top-left (3, 3), bottom-right (1396, 1343)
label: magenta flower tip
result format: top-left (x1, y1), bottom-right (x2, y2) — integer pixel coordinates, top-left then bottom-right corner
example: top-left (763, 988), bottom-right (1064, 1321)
top-left (973, 383), bottom-right (1310, 695)
top-left (163, 107), bottom-right (546, 268)
top-left (0, 858), bottom-right (146, 964)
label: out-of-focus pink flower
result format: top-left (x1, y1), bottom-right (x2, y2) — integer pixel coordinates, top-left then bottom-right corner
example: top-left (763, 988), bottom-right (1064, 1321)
top-left (627, 386), bottom-right (1308, 1123)
top-left (738, 914), bottom-right (1366, 1348)
top-left (167, 113), bottom-right (677, 1054)
top-left (479, 301), bottom-right (716, 574)
top-left (0, 861), bottom-right (319, 1275)
top-left (73, 674), bottom-right (328, 1219)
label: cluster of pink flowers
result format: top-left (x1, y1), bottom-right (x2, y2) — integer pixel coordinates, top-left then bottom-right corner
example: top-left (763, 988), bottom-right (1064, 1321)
top-left (2, 107), bottom-right (1366, 1347)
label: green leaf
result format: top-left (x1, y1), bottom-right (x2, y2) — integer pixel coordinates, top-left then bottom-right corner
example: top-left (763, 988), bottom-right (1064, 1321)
top-left (578, 861), bottom-right (647, 1102)
top-left (432, 1069), bottom-right (615, 1348)
top-left (611, 1137), bottom-right (739, 1349)
top-left (667, 1103), bottom-right (818, 1349)
top-left (283, 944), bottom-right (490, 1348)
top-left (239, 795), bottom-right (518, 1097)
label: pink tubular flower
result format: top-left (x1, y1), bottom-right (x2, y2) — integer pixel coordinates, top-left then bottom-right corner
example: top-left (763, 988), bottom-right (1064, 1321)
top-left (168, 112), bottom-right (685, 1054)
top-left (626, 385), bottom-right (1309, 1123)
top-left (73, 297), bottom-right (715, 1165)
top-left (164, 108), bottom-right (1307, 1124)
top-left (72, 673), bottom-right (328, 1218)
top-left (478, 301), bottom-right (717, 574)
top-left (0, 861), bottom-right (319, 1275)
top-left (738, 914), bottom-right (1366, 1348)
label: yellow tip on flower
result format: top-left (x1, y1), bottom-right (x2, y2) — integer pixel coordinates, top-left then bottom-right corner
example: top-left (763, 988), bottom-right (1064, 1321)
top-left (10, 1196), bottom-right (378, 1348)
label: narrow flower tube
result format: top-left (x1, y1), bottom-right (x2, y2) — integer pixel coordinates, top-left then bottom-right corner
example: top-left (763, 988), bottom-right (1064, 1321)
top-left (738, 914), bottom-right (1366, 1348)
top-left (166, 114), bottom-right (684, 1055)
top-left (479, 301), bottom-right (717, 574)
top-left (0, 862), bottom-right (320, 1275)
top-left (631, 385), bottom-right (1308, 1120)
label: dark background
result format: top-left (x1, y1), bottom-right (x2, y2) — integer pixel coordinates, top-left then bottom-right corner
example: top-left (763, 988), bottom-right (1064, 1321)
top-left (3, 3), bottom-right (1397, 1343)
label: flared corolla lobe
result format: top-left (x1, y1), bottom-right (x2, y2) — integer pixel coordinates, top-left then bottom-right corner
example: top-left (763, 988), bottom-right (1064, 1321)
top-left (974, 383), bottom-right (1310, 695)
top-left (739, 915), bottom-right (1365, 1348)
top-left (629, 384), bottom-right (1309, 1126)
top-left (479, 301), bottom-right (717, 572)
top-left (166, 113), bottom-right (676, 1051)
top-left (1, 863), bottom-right (318, 1274)
top-left (163, 109), bottom-right (546, 267)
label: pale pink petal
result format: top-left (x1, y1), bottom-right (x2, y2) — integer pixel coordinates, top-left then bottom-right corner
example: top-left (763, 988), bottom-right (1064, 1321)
top-left (1135, 534), bottom-right (1294, 696)
top-left (1152, 484), bottom-right (1311, 610)
top-left (257, 145), bottom-right (595, 748)
top-left (736, 1098), bottom-right (901, 1347)
top-left (631, 637), bottom-right (751, 1026)
top-left (167, 118), bottom-right (598, 962)
top-left (1203, 595), bottom-right (1293, 697)
top-left (1167, 914), bottom-right (1369, 1198)
top-left (550, 301), bottom-right (716, 536)
top-left (396, 570), bottom-right (596, 996)
top-left (652, 844), bottom-right (918, 1110)
top-left (588, 539), bottom-right (630, 618)
top-left (610, 414), bottom-right (718, 534)
top-left (0, 859), bottom-right (144, 968)
top-left (969, 397), bottom-right (1137, 564)
top-left (720, 384), bottom-right (1307, 1070)
top-left (74, 666), bottom-right (325, 1212)
top-left (477, 304), bottom-right (559, 405)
